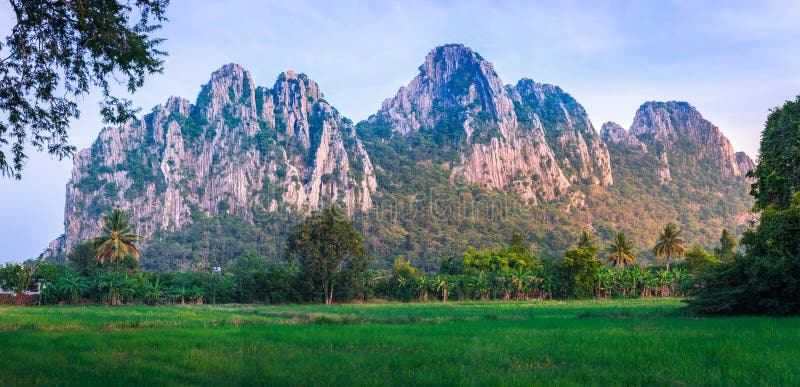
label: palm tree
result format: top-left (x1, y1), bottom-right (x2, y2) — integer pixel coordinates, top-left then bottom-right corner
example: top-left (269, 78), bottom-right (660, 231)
top-left (605, 232), bottom-right (637, 268)
top-left (94, 209), bottom-right (141, 265)
top-left (578, 230), bottom-right (596, 249)
top-left (653, 223), bottom-right (685, 270)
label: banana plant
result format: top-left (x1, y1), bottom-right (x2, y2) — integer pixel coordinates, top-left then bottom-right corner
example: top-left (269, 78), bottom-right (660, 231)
top-left (433, 275), bottom-right (452, 302)
top-left (56, 271), bottom-right (89, 304)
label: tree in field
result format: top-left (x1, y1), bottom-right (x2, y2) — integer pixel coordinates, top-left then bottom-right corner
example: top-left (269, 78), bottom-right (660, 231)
top-left (286, 206), bottom-right (366, 305)
top-left (561, 244), bottom-right (602, 299)
top-left (653, 223), bottom-right (685, 270)
top-left (93, 209), bottom-right (141, 265)
top-left (713, 229), bottom-right (738, 261)
top-left (605, 232), bottom-right (637, 268)
top-left (1, 0), bottom-right (169, 179)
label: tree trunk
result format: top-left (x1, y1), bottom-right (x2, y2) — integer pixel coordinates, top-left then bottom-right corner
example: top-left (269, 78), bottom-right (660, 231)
top-left (326, 282), bottom-right (334, 305)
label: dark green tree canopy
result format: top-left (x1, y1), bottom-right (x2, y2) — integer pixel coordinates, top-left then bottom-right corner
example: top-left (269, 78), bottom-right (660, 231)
top-left (749, 96), bottom-right (800, 211)
top-left (285, 206), bottom-right (367, 304)
top-left (1, 0), bottom-right (168, 178)
top-left (713, 228), bottom-right (738, 261)
top-left (561, 244), bottom-right (602, 299)
top-left (689, 96), bottom-right (800, 316)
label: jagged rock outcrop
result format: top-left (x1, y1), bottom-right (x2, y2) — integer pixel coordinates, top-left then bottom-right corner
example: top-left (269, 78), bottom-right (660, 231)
top-left (630, 101), bottom-right (746, 180)
top-left (54, 64), bottom-right (376, 254)
top-left (510, 79), bottom-right (613, 186)
top-left (736, 151), bottom-right (755, 176)
top-left (44, 44), bottom-right (756, 269)
top-left (600, 122), bottom-right (647, 152)
top-left (363, 44), bottom-right (621, 202)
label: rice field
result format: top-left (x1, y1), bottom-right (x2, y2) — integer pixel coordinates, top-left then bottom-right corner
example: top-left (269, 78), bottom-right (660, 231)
top-left (0, 299), bottom-right (797, 386)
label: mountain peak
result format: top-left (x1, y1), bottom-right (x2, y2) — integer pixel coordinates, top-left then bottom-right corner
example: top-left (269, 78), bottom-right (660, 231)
top-left (601, 121), bottom-right (647, 152)
top-left (372, 44), bottom-right (511, 138)
top-left (274, 70), bottom-right (323, 102)
top-left (629, 100), bottom-right (744, 179)
top-left (422, 44), bottom-right (486, 71)
top-left (417, 44), bottom-right (498, 95)
top-left (210, 63), bottom-right (247, 80)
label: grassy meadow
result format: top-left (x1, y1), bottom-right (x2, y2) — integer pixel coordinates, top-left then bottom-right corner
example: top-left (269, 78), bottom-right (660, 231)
top-left (0, 299), bottom-right (797, 386)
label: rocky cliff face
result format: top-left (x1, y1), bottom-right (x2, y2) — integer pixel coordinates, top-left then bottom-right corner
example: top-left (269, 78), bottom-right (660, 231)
top-left (47, 44), bottom-right (756, 268)
top-left (55, 64), bottom-right (376, 254)
top-left (363, 44), bottom-right (617, 203)
top-left (510, 79), bottom-right (613, 186)
top-left (629, 101), bottom-right (750, 181)
top-left (600, 122), bottom-right (647, 152)
top-left (736, 151), bottom-right (755, 176)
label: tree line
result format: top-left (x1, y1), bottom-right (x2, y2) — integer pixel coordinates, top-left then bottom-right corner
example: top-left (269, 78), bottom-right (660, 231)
top-left (1, 207), bottom-right (733, 306)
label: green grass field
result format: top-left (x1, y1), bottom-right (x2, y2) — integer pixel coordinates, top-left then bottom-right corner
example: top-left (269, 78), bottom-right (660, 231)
top-left (0, 299), bottom-right (797, 386)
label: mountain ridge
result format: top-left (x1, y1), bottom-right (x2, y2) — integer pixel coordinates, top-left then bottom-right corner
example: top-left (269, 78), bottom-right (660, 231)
top-left (45, 44), bottom-right (755, 270)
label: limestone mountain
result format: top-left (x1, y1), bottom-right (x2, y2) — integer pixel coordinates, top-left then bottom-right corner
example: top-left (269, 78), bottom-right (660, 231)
top-left (597, 102), bottom-right (753, 256)
top-left (603, 101), bottom-right (753, 185)
top-left (358, 44), bottom-right (613, 204)
top-left (600, 122), bottom-right (647, 152)
top-left (52, 64), bottom-right (376, 257)
top-left (46, 44), bottom-right (755, 271)
top-left (629, 101), bottom-right (751, 181)
top-left (509, 79), bottom-right (613, 186)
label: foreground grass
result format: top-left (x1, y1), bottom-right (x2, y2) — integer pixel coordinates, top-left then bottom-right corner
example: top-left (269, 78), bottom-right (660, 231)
top-left (0, 299), bottom-right (797, 386)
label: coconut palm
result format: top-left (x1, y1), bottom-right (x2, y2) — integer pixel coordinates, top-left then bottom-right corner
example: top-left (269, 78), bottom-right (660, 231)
top-left (578, 230), bottom-right (596, 249)
top-left (605, 232), bottom-right (637, 268)
top-left (653, 223), bottom-right (685, 270)
top-left (93, 209), bottom-right (141, 265)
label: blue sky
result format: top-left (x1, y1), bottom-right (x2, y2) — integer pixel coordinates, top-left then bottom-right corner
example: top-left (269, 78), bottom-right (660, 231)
top-left (2, 0), bottom-right (799, 262)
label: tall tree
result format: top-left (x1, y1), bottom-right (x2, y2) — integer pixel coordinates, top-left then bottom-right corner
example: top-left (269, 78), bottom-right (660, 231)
top-left (286, 206), bottom-right (366, 305)
top-left (605, 232), bottom-right (637, 268)
top-left (561, 245), bottom-right (602, 299)
top-left (93, 209), bottom-right (141, 265)
top-left (713, 228), bottom-right (738, 261)
top-left (653, 223), bottom-right (685, 270)
top-left (1, 0), bottom-right (169, 178)
top-left (749, 96), bottom-right (800, 212)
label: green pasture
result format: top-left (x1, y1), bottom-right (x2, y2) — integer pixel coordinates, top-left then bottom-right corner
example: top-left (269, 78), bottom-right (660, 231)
top-left (0, 299), bottom-right (797, 386)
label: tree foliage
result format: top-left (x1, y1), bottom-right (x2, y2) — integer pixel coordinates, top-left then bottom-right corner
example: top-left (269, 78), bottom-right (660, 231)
top-left (93, 209), bottom-right (141, 265)
top-left (0, 0), bottom-right (169, 178)
top-left (713, 228), bottom-right (738, 261)
top-left (561, 245), bottom-right (602, 299)
top-left (688, 97), bottom-right (800, 315)
top-left (605, 232), bottom-right (637, 268)
top-left (749, 96), bottom-right (800, 212)
top-left (462, 243), bottom-right (539, 274)
top-left (653, 223), bottom-right (685, 269)
top-left (285, 206), bottom-right (367, 304)
top-left (683, 245), bottom-right (720, 271)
